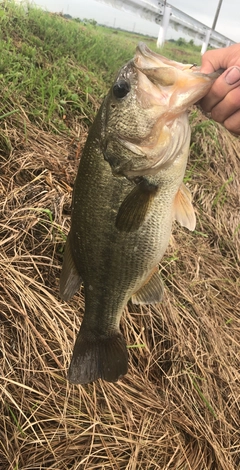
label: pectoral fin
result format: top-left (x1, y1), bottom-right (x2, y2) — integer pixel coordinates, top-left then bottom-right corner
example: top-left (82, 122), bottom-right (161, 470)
top-left (132, 269), bottom-right (164, 305)
top-left (60, 234), bottom-right (82, 301)
top-left (116, 179), bottom-right (158, 232)
top-left (173, 183), bottom-right (196, 231)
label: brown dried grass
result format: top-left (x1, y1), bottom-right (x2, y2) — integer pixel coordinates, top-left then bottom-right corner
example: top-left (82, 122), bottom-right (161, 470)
top-left (0, 109), bottom-right (239, 469)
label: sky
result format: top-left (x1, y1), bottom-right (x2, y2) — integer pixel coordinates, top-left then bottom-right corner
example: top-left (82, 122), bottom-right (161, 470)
top-left (32, 0), bottom-right (240, 44)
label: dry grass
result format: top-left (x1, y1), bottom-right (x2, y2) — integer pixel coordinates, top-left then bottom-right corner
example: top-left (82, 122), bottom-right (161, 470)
top-left (0, 108), bottom-right (239, 470)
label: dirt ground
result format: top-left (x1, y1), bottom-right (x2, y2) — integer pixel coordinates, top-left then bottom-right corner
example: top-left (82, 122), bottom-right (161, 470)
top-left (0, 108), bottom-right (239, 469)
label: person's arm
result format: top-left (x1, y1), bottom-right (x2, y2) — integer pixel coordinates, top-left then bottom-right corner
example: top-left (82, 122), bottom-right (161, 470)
top-left (200, 43), bottom-right (240, 134)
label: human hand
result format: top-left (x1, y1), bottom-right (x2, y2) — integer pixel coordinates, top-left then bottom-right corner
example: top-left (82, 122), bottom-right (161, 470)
top-left (200, 44), bottom-right (240, 134)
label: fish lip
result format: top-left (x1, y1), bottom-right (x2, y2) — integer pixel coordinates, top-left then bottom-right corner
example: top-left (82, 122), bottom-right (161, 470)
top-left (134, 42), bottom-right (220, 112)
top-left (135, 42), bottom-right (163, 63)
top-left (134, 42), bottom-right (189, 70)
top-left (135, 42), bottom-right (221, 79)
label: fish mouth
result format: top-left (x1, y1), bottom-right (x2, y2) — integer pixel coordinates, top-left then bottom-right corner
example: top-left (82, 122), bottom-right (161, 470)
top-left (133, 42), bottom-right (220, 110)
top-left (112, 42), bottom-right (220, 178)
top-left (135, 42), bottom-right (200, 72)
top-left (104, 43), bottom-right (222, 180)
top-left (135, 42), bottom-right (223, 78)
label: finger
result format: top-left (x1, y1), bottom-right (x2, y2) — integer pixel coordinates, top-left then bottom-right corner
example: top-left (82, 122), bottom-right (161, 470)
top-left (200, 67), bottom-right (240, 112)
top-left (210, 86), bottom-right (240, 124)
top-left (223, 109), bottom-right (240, 134)
top-left (201, 44), bottom-right (240, 74)
top-left (201, 52), bottom-right (221, 74)
top-left (200, 60), bottom-right (215, 74)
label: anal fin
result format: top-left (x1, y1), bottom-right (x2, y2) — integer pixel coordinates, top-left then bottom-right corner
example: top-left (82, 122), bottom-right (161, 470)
top-left (68, 329), bottom-right (128, 384)
top-left (116, 179), bottom-right (158, 232)
top-left (60, 234), bottom-right (82, 301)
top-left (132, 269), bottom-right (164, 305)
top-left (173, 183), bottom-right (196, 231)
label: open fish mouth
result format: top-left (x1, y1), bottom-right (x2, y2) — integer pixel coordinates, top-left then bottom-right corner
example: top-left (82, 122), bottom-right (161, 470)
top-left (134, 42), bottom-right (213, 75)
top-left (133, 42), bottom-right (218, 106)
top-left (113, 43), bottom-right (221, 178)
top-left (103, 43), bottom-right (222, 180)
top-left (135, 43), bottom-right (224, 78)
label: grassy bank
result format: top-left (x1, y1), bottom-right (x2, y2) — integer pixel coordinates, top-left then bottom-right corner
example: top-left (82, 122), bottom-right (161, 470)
top-left (0, 1), bottom-right (201, 131)
top-left (0, 2), bottom-right (239, 469)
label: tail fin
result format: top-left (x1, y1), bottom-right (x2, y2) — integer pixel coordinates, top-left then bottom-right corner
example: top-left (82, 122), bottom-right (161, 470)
top-left (68, 329), bottom-right (128, 385)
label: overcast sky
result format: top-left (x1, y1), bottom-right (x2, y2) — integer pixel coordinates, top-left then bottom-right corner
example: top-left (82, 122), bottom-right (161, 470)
top-left (33, 0), bottom-right (240, 43)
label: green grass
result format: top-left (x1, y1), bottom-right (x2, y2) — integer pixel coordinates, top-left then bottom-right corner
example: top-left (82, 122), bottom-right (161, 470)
top-left (158, 39), bottom-right (202, 64)
top-left (0, 0), bottom-right (202, 133)
top-left (187, 372), bottom-right (217, 418)
top-left (1, 3), bottom-right (239, 469)
top-left (7, 404), bottom-right (25, 437)
top-left (212, 175), bottom-right (234, 207)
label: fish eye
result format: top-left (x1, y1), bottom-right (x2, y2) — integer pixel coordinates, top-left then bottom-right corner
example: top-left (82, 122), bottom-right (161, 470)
top-left (113, 79), bottom-right (130, 99)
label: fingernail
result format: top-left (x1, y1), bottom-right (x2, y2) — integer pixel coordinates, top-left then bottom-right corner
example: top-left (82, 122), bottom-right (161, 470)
top-left (225, 67), bottom-right (240, 85)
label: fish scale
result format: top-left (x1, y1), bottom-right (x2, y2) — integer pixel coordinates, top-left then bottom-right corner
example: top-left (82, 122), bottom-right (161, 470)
top-left (60, 43), bottom-right (220, 384)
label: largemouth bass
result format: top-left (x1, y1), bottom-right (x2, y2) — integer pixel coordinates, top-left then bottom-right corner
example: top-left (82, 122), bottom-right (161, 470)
top-left (60, 43), bottom-right (219, 385)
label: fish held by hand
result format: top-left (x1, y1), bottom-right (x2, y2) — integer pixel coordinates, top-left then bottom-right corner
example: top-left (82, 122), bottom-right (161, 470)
top-left (60, 43), bottom-right (219, 385)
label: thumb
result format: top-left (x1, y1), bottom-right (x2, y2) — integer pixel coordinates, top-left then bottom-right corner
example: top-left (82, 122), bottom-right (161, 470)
top-left (200, 66), bottom-right (240, 113)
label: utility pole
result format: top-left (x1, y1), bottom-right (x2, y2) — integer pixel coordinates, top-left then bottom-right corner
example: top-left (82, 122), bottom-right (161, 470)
top-left (201, 0), bottom-right (223, 54)
top-left (212, 0), bottom-right (223, 31)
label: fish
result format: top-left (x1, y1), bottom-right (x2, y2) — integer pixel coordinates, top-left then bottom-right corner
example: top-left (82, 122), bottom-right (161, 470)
top-left (60, 43), bottom-right (220, 385)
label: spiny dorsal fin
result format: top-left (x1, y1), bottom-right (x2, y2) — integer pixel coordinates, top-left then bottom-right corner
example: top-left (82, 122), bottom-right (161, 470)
top-left (116, 179), bottom-right (158, 232)
top-left (132, 269), bottom-right (164, 305)
top-left (60, 234), bottom-right (82, 301)
top-left (68, 330), bottom-right (128, 384)
top-left (173, 183), bottom-right (196, 231)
